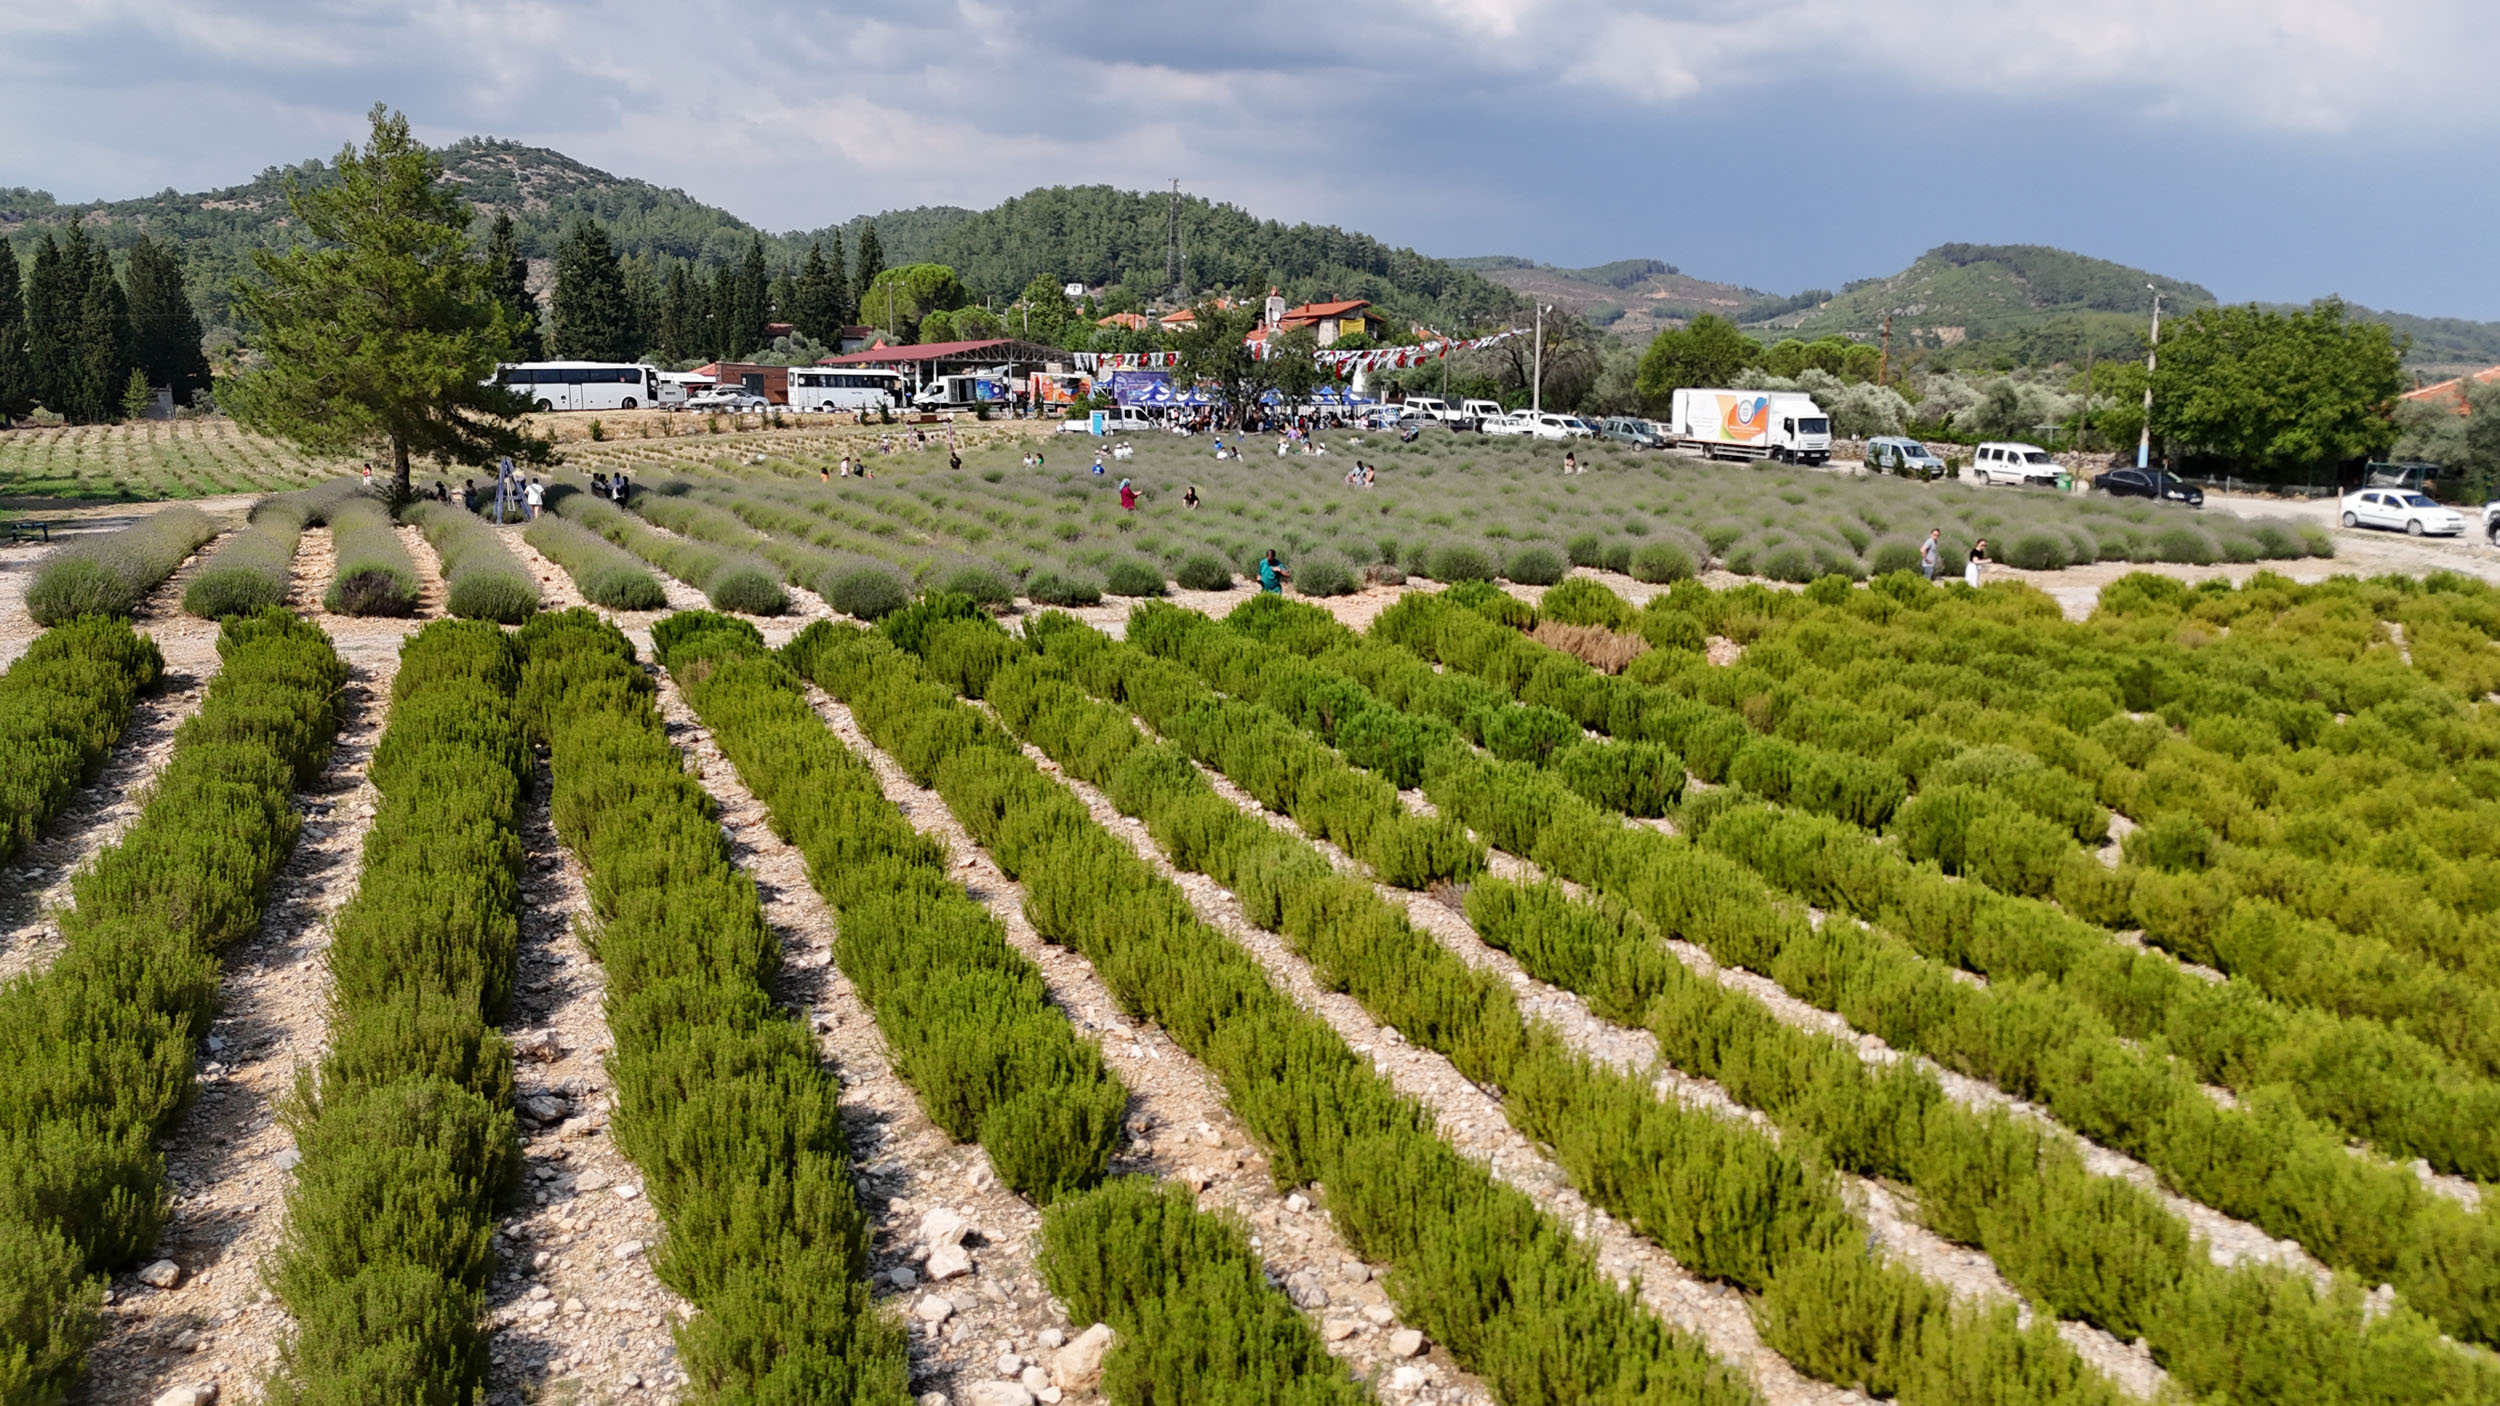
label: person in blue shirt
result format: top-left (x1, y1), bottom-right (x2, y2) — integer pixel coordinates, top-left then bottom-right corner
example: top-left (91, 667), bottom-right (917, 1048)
top-left (1257, 549), bottom-right (1289, 594)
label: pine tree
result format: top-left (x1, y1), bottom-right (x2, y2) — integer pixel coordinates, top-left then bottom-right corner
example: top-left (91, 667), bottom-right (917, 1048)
top-left (657, 263), bottom-right (700, 362)
top-left (792, 242), bottom-right (846, 343)
top-left (225, 104), bottom-right (547, 500)
top-left (123, 234), bottom-right (213, 407)
top-left (122, 367), bottom-right (156, 422)
top-left (0, 239), bottom-right (32, 423)
top-left (549, 218), bottom-right (634, 361)
top-left (853, 224), bottom-right (885, 319)
top-left (485, 210), bottom-right (541, 360)
top-left (707, 264), bottom-right (739, 361)
top-left (73, 256), bottom-right (134, 424)
top-left (25, 229), bottom-right (83, 415)
top-left (621, 253), bottom-right (661, 360)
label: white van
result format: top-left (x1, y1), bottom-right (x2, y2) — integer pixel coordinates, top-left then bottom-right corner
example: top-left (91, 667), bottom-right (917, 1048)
top-left (1459, 398), bottom-right (1503, 428)
top-left (1971, 442), bottom-right (2060, 487)
top-left (1400, 395), bottom-right (1455, 423)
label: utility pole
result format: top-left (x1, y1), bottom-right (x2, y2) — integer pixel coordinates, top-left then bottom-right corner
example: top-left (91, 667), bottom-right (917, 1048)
top-left (2136, 285), bottom-right (2162, 469)
top-left (1878, 311), bottom-right (1893, 387)
top-left (1531, 304), bottom-right (1549, 414)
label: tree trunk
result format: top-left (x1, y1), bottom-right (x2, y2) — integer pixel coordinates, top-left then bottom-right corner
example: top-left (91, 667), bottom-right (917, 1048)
top-left (390, 433), bottom-right (412, 506)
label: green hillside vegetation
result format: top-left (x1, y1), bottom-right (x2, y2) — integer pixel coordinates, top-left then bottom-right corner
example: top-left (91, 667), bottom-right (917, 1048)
top-left (1784, 243), bottom-right (2213, 338)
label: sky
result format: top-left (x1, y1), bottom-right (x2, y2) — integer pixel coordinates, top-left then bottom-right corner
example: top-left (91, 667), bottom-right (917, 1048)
top-left (4, 0), bottom-right (2497, 319)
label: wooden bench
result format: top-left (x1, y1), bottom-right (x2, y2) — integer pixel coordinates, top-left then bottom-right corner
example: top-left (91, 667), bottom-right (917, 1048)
top-left (3, 520), bottom-right (48, 545)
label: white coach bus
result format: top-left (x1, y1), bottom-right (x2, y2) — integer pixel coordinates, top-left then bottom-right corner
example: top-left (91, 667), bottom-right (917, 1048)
top-left (788, 367), bottom-right (904, 414)
top-left (496, 362), bottom-right (682, 411)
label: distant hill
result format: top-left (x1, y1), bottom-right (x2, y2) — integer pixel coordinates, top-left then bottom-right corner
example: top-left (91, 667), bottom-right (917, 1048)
top-left (1451, 255), bottom-right (1762, 338)
top-left (0, 142), bottom-right (1519, 338)
top-left (1776, 243), bottom-right (2215, 340)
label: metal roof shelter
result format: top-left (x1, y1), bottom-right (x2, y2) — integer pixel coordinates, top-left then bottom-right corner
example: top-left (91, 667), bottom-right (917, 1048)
top-left (815, 339), bottom-right (1075, 390)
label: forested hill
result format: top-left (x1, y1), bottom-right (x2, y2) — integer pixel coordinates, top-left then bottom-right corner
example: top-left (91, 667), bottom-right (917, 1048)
top-left (0, 141), bottom-right (1518, 335)
top-left (921, 185), bottom-right (1522, 332)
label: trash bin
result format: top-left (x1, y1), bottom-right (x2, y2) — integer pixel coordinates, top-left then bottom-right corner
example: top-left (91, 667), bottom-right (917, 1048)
top-left (2056, 470), bottom-right (2073, 493)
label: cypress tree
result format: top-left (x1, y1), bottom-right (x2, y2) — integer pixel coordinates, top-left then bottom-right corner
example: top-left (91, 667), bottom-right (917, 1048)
top-left (622, 254), bottom-right (661, 359)
top-left (707, 264), bottom-right (739, 362)
top-left (826, 229), bottom-right (853, 328)
top-left (73, 255), bottom-right (134, 424)
top-left (485, 210), bottom-right (541, 360)
top-left (657, 263), bottom-right (699, 362)
top-left (730, 233), bottom-right (769, 357)
top-left (123, 234), bottom-right (213, 407)
top-left (792, 242), bottom-right (844, 343)
top-left (0, 239), bottom-right (32, 422)
top-left (25, 230), bottom-right (79, 414)
top-left (852, 224), bottom-right (884, 314)
top-left (549, 218), bottom-right (634, 361)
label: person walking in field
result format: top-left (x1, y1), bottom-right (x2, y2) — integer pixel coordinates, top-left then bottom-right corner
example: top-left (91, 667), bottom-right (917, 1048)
top-left (524, 478), bottom-right (545, 521)
top-left (1965, 537), bottom-right (1989, 589)
top-left (612, 471), bottom-right (630, 503)
top-left (1258, 549), bottom-right (1289, 594)
top-left (1119, 478), bottom-right (1138, 512)
top-left (1920, 528), bottom-right (1941, 582)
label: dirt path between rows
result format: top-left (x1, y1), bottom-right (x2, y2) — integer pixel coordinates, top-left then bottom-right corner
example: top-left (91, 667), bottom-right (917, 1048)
top-left (809, 686), bottom-right (1464, 1404)
top-left (79, 632), bottom-right (397, 1405)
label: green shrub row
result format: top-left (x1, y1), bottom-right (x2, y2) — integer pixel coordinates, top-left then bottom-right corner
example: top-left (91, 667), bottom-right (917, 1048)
top-left (0, 617), bottom-right (163, 862)
top-left (1418, 744), bottom-right (2500, 1348)
top-left (322, 497), bottom-right (419, 617)
top-left (269, 621), bottom-right (526, 1403)
top-left (548, 486), bottom-right (787, 615)
top-left (916, 616), bottom-right (2135, 1406)
top-left (1121, 602), bottom-right (2496, 1401)
top-left (25, 504), bottom-right (218, 627)
top-left (1193, 595), bottom-right (1682, 818)
top-left (521, 513), bottom-right (667, 610)
top-left (514, 609), bottom-right (911, 1405)
top-left (1690, 793), bottom-right (2500, 1181)
top-left (1414, 580), bottom-right (2500, 1178)
top-left (183, 480), bottom-right (363, 620)
top-left (405, 501), bottom-right (541, 623)
top-left (784, 619), bottom-right (1758, 1406)
top-left (1463, 875), bottom-right (2500, 1406)
top-left (649, 610), bottom-right (1124, 1204)
top-left (0, 608), bottom-right (346, 1405)
top-left (1012, 611), bottom-right (1481, 889)
top-left (1035, 1176), bottom-right (1370, 1404)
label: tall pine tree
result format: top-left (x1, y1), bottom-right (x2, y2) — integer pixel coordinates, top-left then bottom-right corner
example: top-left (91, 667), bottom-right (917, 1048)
top-left (0, 239), bottom-right (31, 422)
top-left (826, 229), bottom-right (852, 328)
top-left (727, 233), bottom-right (769, 358)
top-left (124, 234), bottom-right (213, 407)
top-left (657, 263), bottom-right (701, 362)
top-left (549, 217), bottom-right (634, 361)
top-left (621, 254), bottom-right (661, 360)
top-left (791, 242), bottom-right (847, 343)
top-left (25, 229), bottom-right (83, 414)
top-left (485, 210), bottom-right (541, 359)
top-left (707, 264), bottom-right (740, 362)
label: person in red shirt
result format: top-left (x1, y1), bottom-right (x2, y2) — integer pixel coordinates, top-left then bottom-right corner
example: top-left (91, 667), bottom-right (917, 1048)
top-left (1118, 478), bottom-right (1138, 511)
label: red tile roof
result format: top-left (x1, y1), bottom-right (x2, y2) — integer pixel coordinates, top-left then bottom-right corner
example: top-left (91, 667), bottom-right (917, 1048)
top-left (1285, 299), bottom-right (1371, 320)
top-left (2403, 366), bottom-right (2500, 408)
top-left (816, 338), bottom-right (1014, 364)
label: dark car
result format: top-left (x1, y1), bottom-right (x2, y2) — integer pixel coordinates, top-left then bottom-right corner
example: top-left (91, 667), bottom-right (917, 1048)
top-left (1599, 416), bottom-right (1664, 448)
top-left (2094, 467), bottom-right (2204, 506)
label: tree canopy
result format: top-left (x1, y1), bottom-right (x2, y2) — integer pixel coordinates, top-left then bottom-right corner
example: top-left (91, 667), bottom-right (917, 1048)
top-left (551, 217), bottom-right (636, 361)
top-left (857, 263), bottom-right (968, 341)
top-left (1634, 314), bottom-right (1758, 405)
top-left (2112, 299), bottom-right (2405, 475)
top-left (225, 104), bottom-right (547, 499)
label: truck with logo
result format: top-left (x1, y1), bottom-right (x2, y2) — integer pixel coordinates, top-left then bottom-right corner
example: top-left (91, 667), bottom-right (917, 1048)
top-left (1668, 389), bottom-right (1832, 464)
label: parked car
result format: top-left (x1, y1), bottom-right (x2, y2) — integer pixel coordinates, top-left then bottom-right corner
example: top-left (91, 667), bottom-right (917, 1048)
top-left (1518, 412), bottom-right (1590, 441)
top-left (1971, 441), bottom-right (2061, 486)
top-left (2093, 467), bottom-right (2205, 506)
top-left (1480, 413), bottom-right (1533, 437)
top-left (2341, 488), bottom-right (2464, 536)
top-left (1863, 435), bottom-right (1947, 480)
top-left (1599, 416), bottom-right (1664, 448)
top-left (1459, 398), bottom-right (1504, 429)
top-left (686, 387), bottom-right (769, 411)
top-left (2484, 501), bottom-right (2500, 544)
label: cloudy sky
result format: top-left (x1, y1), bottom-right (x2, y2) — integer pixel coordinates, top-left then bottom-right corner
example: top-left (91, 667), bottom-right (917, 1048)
top-left (5, 0), bottom-right (2495, 318)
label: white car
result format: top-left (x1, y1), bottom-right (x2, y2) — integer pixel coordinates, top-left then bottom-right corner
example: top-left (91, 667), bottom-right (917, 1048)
top-left (686, 388), bottom-right (769, 411)
top-left (1480, 413), bottom-right (1534, 437)
top-left (1517, 412), bottom-right (1595, 441)
top-left (2342, 488), bottom-right (2465, 537)
top-left (1971, 442), bottom-right (2061, 486)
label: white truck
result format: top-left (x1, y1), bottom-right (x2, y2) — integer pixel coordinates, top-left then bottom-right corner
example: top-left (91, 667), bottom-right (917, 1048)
top-left (912, 374), bottom-right (1006, 410)
top-left (1669, 389), bottom-right (1832, 464)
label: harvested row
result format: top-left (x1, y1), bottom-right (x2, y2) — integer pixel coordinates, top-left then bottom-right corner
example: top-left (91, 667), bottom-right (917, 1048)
top-left (267, 621), bottom-right (526, 1401)
top-left (1161, 600), bottom-right (2500, 1402)
top-left (648, 609), bottom-right (1127, 1205)
top-left (523, 513), bottom-right (665, 610)
top-left (0, 617), bottom-right (164, 862)
top-left (1356, 589), bottom-right (2500, 1342)
top-left (182, 479), bottom-right (362, 620)
top-left (0, 608), bottom-right (346, 1403)
top-left (1038, 1177), bottom-right (1370, 1405)
top-left (23, 503), bottom-right (219, 627)
top-left (322, 497), bottom-right (420, 617)
top-left (516, 609), bottom-right (911, 1403)
top-left (406, 501), bottom-right (541, 623)
top-left (787, 619), bottom-right (1759, 1406)
top-left (996, 610), bottom-right (2139, 1406)
top-left (549, 485), bottom-right (786, 614)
